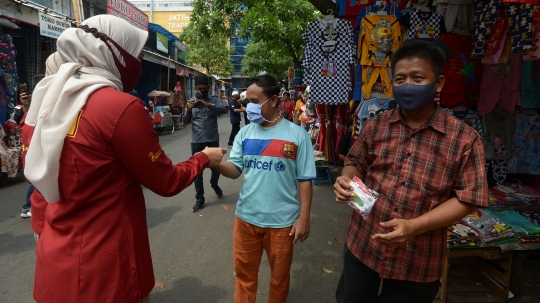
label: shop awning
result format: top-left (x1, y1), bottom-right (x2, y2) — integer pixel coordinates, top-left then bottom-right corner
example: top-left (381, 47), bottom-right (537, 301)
top-left (149, 23), bottom-right (179, 42)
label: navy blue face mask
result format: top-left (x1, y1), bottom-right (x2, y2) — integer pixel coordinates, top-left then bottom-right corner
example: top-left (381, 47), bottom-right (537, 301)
top-left (392, 81), bottom-right (437, 112)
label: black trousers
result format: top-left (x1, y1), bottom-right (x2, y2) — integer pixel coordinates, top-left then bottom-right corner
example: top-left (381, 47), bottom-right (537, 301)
top-left (191, 141), bottom-right (220, 202)
top-left (336, 244), bottom-right (440, 303)
top-left (228, 122), bottom-right (240, 145)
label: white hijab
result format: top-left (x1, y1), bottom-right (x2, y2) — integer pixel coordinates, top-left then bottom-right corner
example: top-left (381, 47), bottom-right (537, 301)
top-left (25, 15), bottom-right (148, 203)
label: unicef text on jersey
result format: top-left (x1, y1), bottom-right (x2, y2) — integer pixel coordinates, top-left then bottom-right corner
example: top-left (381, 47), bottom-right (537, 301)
top-left (246, 159), bottom-right (286, 172)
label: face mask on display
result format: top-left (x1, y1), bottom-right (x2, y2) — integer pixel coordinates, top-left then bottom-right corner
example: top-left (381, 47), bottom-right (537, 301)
top-left (246, 97), bottom-right (280, 125)
top-left (392, 81), bottom-right (437, 112)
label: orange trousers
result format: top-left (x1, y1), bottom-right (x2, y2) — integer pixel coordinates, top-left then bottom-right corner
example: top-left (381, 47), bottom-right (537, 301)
top-left (233, 217), bottom-right (294, 303)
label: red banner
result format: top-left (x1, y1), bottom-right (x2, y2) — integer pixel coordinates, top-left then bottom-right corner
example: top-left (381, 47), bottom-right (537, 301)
top-left (107, 0), bottom-right (148, 30)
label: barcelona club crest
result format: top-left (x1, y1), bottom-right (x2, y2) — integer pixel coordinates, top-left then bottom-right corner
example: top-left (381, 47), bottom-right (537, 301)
top-left (282, 143), bottom-right (296, 158)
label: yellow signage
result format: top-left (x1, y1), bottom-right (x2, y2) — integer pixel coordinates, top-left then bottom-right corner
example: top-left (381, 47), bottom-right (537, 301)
top-left (146, 12), bottom-right (191, 35)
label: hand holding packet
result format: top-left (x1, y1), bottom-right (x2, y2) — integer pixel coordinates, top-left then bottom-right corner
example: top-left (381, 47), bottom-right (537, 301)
top-left (348, 176), bottom-right (379, 219)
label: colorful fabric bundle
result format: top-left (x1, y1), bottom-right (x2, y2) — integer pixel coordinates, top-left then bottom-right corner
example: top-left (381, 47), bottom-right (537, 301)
top-left (517, 211), bottom-right (540, 227)
top-left (486, 210), bottom-right (540, 243)
top-left (461, 209), bottom-right (516, 243)
top-left (447, 222), bottom-right (481, 248)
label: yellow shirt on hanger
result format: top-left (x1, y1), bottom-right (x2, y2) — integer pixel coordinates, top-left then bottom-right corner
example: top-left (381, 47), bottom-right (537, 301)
top-left (358, 15), bottom-right (403, 67)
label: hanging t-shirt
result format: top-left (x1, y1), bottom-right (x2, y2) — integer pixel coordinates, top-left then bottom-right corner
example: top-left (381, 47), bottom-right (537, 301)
top-left (507, 112), bottom-right (540, 175)
top-left (506, 3), bottom-right (537, 52)
top-left (482, 109), bottom-right (513, 160)
top-left (354, 4), bottom-right (403, 44)
top-left (356, 98), bottom-right (397, 122)
top-left (521, 61), bottom-right (540, 108)
top-left (452, 108), bottom-right (484, 136)
top-left (302, 19), bottom-right (354, 104)
top-left (471, 0), bottom-right (503, 58)
top-left (439, 34), bottom-right (482, 107)
top-left (478, 53), bottom-right (522, 116)
top-left (338, 0), bottom-right (410, 17)
top-left (400, 9), bottom-right (447, 39)
top-left (434, 0), bottom-right (475, 32)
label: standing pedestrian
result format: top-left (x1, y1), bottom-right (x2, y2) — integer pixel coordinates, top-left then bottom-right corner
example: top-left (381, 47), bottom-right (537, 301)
top-left (240, 91), bottom-right (250, 125)
top-left (22, 15), bottom-right (226, 303)
top-left (228, 91), bottom-right (245, 147)
top-left (333, 39), bottom-right (489, 303)
top-left (182, 75), bottom-right (228, 212)
top-left (279, 92), bottom-right (295, 122)
top-left (216, 74), bottom-right (316, 303)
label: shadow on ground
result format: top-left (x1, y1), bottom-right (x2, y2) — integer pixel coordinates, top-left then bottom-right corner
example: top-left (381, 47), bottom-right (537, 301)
top-left (149, 276), bottom-right (228, 302)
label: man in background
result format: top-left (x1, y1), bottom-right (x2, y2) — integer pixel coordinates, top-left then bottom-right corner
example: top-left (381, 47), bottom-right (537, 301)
top-left (280, 92), bottom-right (295, 122)
top-left (228, 91), bottom-right (245, 147)
top-left (182, 75), bottom-right (228, 212)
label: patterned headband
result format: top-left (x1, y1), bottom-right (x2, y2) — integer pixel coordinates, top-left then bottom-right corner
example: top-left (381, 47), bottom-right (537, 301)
top-left (77, 25), bottom-right (108, 41)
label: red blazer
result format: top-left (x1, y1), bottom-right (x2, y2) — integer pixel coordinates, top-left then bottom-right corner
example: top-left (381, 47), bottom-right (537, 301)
top-left (23, 87), bottom-right (209, 303)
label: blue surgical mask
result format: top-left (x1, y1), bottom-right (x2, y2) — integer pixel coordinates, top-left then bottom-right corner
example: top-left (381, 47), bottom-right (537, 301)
top-left (246, 97), bottom-right (280, 125)
top-left (392, 81), bottom-right (437, 112)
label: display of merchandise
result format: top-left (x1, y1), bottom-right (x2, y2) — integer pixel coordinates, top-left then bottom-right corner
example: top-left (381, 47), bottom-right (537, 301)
top-left (486, 210), bottom-right (540, 242)
top-left (517, 210), bottom-right (540, 227)
top-left (434, 0), bottom-right (475, 33)
top-left (482, 109), bottom-right (513, 160)
top-left (357, 13), bottom-right (402, 98)
top-left (461, 209), bottom-right (516, 243)
top-left (400, 9), bottom-right (447, 39)
top-left (471, 0), bottom-right (503, 58)
top-left (439, 34), bottom-right (482, 107)
top-left (507, 112), bottom-right (540, 175)
top-left (0, 34), bottom-right (19, 122)
top-left (302, 18), bottom-right (354, 104)
top-left (353, 3), bottom-right (402, 44)
top-left (505, 3), bottom-right (536, 52)
top-left (447, 221), bottom-right (481, 248)
top-left (489, 184), bottom-right (540, 207)
top-left (0, 124), bottom-right (19, 177)
top-left (521, 61), bottom-right (540, 108)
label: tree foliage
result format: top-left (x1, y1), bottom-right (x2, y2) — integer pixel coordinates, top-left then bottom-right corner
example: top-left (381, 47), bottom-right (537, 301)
top-left (178, 1), bottom-right (234, 77)
top-left (241, 41), bottom-right (292, 79)
top-left (181, 0), bottom-right (328, 78)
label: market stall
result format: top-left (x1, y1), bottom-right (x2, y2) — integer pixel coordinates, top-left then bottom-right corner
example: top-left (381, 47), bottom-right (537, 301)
top-left (303, 1), bottom-right (540, 301)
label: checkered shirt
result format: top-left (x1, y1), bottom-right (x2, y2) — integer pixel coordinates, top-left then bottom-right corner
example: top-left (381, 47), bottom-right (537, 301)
top-left (302, 19), bottom-right (355, 105)
top-left (405, 9), bottom-right (445, 39)
top-left (344, 106), bottom-right (489, 282)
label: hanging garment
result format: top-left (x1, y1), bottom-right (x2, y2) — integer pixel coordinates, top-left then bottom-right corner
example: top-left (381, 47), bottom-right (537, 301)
top-left (478, 53), bottom-right (522, 116)
top-left (471, 0), bottom-right (503, 58)
top-left (506, 3), bottom-right (537, 52)
top-left (354, 4), bottom-right (403, 44)
top-left (521, 61), bottom-right (540, 108)
top-left (434, 0), bottom-right (475, 32)
top-left (338, 0), bottom-right (410, 17)
top-left (400, 9), bottom-right (447, 39)
top-left (0, 124), bottom-right (19, 177)
top-left (302, 19), bottom-right (354, 104)
top-left (482, 27), bottom-right (508, 64)
top-left (483, 6), bottom-right (508, 55)
top-left (508, 112), bottom-right (540, 175)
top-left (0, 34), bottom-right (19, 119)
top-left (452, 107), bottom-right (484, 136)
top-left (439, 34), bottom-right (482, 107)
top-left (357, 14), bottom-right (402, 98)
top-left (482, 109), bottom-right (513, 160)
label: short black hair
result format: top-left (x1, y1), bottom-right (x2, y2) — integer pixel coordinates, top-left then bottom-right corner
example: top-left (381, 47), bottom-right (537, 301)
top-left (245, 74), bottom-right (281, 106)
top-left (283, 92), bottom-right (290, 97)
top-left (391, 39), bottom-right (446, 77)
top-left (195, 75), bottom-right (210, 86)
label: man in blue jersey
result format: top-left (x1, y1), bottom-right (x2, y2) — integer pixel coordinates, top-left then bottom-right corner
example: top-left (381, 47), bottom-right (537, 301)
top-left (216, 74), bottom-right (316, 303)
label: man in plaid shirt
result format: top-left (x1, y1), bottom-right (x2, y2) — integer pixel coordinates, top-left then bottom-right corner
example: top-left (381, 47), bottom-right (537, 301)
top-left (334, 39), bottom-right (489, 303)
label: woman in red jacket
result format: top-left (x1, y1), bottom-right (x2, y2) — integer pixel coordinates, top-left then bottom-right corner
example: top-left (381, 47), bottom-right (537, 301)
top-left (23, 15), bottom-right (225, 303)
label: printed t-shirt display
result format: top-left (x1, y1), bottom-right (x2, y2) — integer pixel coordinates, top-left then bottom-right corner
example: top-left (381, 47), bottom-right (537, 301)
top-left (478, 53), bottom-right (522, 116)
top-left (482, 109), bottom-right (513, 160)
top-left (507, 112), bottom-right (540, 175)
top-left (400, 9), bottom-right (447, 39)
top-left (302, 19), bottom-right (354, 104)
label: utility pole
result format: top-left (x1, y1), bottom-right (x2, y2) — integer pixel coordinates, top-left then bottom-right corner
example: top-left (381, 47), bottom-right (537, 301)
top-left (71, 0), bottom-right (84, 23)
top-left (150, 0), bottom-right (154, 22)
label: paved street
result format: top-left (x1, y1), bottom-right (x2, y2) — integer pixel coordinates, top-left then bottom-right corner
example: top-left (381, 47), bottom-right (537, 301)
top-left (2, 115), bottom-right (540, 303)
top-left (0, 115), bottom-right (351, 302)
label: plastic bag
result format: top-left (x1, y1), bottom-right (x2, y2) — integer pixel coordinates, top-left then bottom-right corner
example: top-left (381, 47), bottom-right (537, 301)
top-left (348, 176), bottom-right (379, 219)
